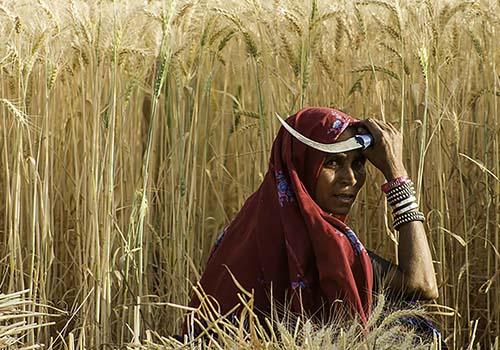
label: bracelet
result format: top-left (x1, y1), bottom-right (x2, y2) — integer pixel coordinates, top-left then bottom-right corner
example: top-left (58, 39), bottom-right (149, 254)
top-left (393, 202), bottom-right (419, 216)
top-left (381, 176), bottom-right (411, 193)
top-left (387, 183), bottom-right (415, 204)
top-left (393, 210), bottom-right (425, 230)
top-left (383, 177), bottom-right (425, 230)
top-left (387, 185), bottom-right (415, 200)
top-left (388, 190), bottom-right (416, 207)
top-left (393, 211), bottom-right (425, 230)
top-left (386, 181), bottom-right (414, 199)
top-left (389, 195), bottom-right (415, 208)
top-left (392, 195), bottom-right (417, 210)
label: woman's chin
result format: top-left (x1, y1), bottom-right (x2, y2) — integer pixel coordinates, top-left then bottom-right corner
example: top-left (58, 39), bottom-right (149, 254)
top-left (327, 204), bottom-right (352, 216)
top-left (331, 209), bottom-right (349, 216)
top-left (327, 199), bottom-right (355, 216)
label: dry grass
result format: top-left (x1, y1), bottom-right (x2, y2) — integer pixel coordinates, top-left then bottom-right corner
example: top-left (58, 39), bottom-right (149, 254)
top-left (0, 290), bottom-right (55, 348)
top-left (152, 288), bottom-right (443, 350)
top-left (0, 0), bottom-right (499, 348)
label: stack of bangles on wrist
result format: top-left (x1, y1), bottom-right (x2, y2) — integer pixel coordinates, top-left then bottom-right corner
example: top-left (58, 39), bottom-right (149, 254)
top-left (382, 176), bottom-right (425, 230)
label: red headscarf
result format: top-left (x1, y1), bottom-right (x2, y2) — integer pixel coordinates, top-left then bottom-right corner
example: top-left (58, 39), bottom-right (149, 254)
top-left (190, 107), bottom-right (373, 326)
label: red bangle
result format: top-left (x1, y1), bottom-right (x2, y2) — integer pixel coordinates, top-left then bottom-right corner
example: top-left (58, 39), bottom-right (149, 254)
top-left (381, 176), bottom-right (411, 193)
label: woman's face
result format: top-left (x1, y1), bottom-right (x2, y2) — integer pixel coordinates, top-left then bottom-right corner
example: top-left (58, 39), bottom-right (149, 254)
top-left (313, 127), bottom-right (366, 215)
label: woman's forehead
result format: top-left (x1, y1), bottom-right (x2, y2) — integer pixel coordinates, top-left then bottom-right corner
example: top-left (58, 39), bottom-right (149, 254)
top-left (324, 148), bottom-right (364, 160)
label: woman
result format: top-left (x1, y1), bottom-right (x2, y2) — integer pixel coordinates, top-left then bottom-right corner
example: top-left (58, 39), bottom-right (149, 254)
top-left (188, 107), bottom-right (438, 332)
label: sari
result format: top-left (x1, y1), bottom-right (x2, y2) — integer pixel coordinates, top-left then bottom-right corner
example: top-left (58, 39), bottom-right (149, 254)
top-left (189, 107), bottom-right (373, 327)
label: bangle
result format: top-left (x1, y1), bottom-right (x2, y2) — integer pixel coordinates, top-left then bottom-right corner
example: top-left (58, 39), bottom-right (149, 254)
top-left (393, 202), bottom-right (419, 216)
top-left (394, 212), bottom-right (425, 230)
top-left (386, 181), bottom-right (414, 198)
top-left (387, 186), bottom-right (416, 207)
top-left (393, 210), bottom-right (425, 230)
top-left (387, 185), bottom-right (414, 199)
top-left (381, 176), bottom-right (411, 193)
top-left (392, 195), bottom-right (417, 210)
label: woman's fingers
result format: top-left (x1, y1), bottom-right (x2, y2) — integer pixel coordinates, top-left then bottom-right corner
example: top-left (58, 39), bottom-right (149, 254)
top-left (360, 118), bottom-right (381, 135)
top-left (362, 118), bottom-right (400, 139)
top-left (387, 122), bottom-right (399, 132)
top-left (373, 118), bottom-right (397, 132)
top-left (360, 118), bottom-right (386, 145)
top-left (358, 117), bottom-right (407, 179)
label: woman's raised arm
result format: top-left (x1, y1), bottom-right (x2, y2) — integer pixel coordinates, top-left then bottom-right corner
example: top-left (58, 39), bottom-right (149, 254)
top-left (360, 118), bottom-right (438, 300)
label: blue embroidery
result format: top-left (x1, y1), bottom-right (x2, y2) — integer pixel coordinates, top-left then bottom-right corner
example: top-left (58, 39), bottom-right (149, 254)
top-left (208, 227), bottom-right (227, 259)
top-left (229, 312), bottom-right (238, 324)
top-left (275, 170), bottom-right (295, 207)
top-left (331, 119), bottom-right (343, 130)
top-left (396, 308), bottom-right (443, 343)
top-left (344, 229), bottom-right (364, 255)
top-left (327, 111), bottom-right (348, 138)
top-left (214, 228), bottom-right (226, 247)
top-left (291, 280), bottom-right (307, 290)
top-left (228, 311), bottom-right (248, 329)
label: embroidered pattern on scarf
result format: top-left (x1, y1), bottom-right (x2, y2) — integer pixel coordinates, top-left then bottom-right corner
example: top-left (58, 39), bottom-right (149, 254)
top-left (188, 107), bottom-right (374, 330)
top-left (208, 227), bottom-right (227, 260)
top-left (291, 280), bottom-right (307, 290)
top-left (275, 170), bottom-right (295, 207)
top-left (344, 229), bottom-right (365, 255)
top-left (327, 110), bottom-right (349, 139)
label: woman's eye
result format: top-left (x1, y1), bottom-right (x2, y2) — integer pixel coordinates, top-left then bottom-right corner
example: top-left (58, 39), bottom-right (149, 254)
top-left (353, 159), bottom-right (366, 171)
top-left (325, 158), bottom-right (341, 167)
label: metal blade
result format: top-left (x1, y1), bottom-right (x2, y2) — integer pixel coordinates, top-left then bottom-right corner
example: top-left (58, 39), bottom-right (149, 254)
top-left (275, 113), bottom-right (368, 153)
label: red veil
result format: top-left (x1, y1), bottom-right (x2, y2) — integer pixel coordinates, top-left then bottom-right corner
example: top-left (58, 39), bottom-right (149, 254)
top-left (190, 107), bottom-right (373, 326)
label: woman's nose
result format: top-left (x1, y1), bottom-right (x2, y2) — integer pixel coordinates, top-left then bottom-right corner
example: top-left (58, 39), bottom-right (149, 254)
top-left (338, 165), bottom-right (357, 185)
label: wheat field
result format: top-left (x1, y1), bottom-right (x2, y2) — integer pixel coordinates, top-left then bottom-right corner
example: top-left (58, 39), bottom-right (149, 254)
top-left (0, 0), bottom-right (499, 348)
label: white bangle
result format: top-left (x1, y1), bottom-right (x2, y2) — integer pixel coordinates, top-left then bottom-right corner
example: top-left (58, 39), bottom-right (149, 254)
top-left (393, 202), bottom-right (419, 216)
top-left (392, 195), bottom-right (417, 210)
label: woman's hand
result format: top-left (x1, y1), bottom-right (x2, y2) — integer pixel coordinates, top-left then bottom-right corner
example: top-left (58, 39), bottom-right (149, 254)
top-left (359, 119), bottom-right (407, 180)
top-left (360, 119), bottom-right (438, 301)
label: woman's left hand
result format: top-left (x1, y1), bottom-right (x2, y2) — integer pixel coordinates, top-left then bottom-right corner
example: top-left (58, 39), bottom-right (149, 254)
top-left (360, 119), bottom-right (439, 300)
top-left (358, 118), bottom-right (407, 180)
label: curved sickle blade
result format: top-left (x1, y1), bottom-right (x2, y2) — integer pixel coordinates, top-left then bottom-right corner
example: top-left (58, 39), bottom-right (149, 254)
top-left (275, 112), bottom-right (372, 153)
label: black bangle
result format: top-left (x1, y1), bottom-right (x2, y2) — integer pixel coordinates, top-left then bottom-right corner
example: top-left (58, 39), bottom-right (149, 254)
top-left (393, 210), bottom-right (425, 230)
top-left (387, 184), bottom-right (415, 203)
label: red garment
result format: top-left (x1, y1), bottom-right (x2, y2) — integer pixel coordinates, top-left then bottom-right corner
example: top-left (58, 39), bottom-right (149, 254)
top-left (190, 107), bottom-right (373, 326)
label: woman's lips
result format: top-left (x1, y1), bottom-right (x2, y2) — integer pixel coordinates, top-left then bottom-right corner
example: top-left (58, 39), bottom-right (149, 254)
top-left (333, 194), bottom-right (355, 205)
